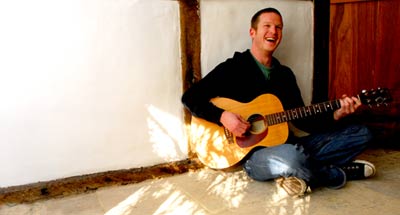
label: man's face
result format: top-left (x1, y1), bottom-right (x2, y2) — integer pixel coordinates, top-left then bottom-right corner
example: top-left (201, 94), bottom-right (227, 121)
top-left (250, 12), bottom-right (283, 55)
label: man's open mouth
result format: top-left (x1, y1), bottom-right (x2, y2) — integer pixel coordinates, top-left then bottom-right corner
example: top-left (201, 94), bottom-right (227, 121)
top-left (266, 37), bottom-right (276, 42)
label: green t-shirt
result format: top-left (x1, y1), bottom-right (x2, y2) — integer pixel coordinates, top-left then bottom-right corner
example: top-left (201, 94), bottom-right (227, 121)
top-left (251, 54), bottom-right (273, 80)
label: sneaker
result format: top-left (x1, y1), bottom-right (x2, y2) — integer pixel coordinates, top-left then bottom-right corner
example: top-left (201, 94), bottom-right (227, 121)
top-left (275, 176), bottom-right (309, 197)
top-left (340, 160), bottom-right (376, 180)
top-left (323, 166), bottom-right (347, 189)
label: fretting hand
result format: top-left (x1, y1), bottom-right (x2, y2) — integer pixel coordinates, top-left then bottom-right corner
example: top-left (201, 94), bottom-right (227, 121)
top-left (333, 94), bottom-right (362, 120)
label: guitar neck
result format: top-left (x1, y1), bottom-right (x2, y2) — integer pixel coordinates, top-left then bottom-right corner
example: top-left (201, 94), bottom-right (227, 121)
top-left (266, 99), bottom-right (342, 125)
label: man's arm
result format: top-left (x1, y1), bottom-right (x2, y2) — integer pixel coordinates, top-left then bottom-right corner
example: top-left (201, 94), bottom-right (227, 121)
top-left (181, 63), bottom-right (229, 125)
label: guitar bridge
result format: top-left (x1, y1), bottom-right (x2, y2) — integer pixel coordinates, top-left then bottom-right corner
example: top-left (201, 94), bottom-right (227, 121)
top-left (224, 127), bottom-right (234, 144)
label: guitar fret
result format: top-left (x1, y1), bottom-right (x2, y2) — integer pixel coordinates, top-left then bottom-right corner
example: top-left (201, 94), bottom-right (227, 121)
top-left (271, 114), bottom-right (276, 125)
top-left (326, 101), bottom-right (331, 110)
top-left (275, 113), bottom-right (281, 124)
top-left (270, 114), bottom-right (275, 125)
top-left (330, 102), bottom-right (334, 110)
top-left (267, 115), bottom-right (272, 125)
top-left (282, 112), bottom-right (286, 122)
top-left (282, 112), bottom-right (287, 122)
top-left (301, 107), bottom-right (307, 117)
top-left (299, 108), bottom-right (303, 118)
top-left (294, 110), bottom-right (298, 119)
top-left (335, 100), bottom-right (340, 109)
top-left (321, 104), bottom-right (325, 112)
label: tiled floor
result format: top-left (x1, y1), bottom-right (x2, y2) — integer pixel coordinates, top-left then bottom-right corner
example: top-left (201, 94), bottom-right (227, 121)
top-left (1, 148), bottom-right (399, 215)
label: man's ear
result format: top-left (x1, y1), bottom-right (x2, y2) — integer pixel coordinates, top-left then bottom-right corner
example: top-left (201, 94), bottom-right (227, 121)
top-left (249, 28), bottom-right (255, 38)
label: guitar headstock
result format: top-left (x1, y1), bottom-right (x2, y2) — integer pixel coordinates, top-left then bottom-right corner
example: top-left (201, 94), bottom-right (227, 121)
top-left (359, 87), bottom-right (392, 108)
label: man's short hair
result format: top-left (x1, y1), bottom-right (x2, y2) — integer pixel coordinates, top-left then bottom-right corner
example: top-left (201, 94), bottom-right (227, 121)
top-left (251, 7), bottom-right (282, 29)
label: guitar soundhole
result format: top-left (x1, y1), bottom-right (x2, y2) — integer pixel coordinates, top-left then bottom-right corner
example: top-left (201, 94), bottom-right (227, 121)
top-left (247, 114), bottom-right (267, 134)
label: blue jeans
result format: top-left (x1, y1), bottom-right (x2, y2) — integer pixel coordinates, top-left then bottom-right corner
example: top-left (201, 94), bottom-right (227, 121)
top-left (243, 124), bottom-right (372, 189)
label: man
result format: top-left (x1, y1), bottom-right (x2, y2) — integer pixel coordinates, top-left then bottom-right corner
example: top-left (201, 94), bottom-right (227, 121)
top-left (182, 7), bottom-right (375, 197)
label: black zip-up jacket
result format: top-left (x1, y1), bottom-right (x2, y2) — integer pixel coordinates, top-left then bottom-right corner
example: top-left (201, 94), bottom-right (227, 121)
top-left (182, 50), bottom-right (335, 137)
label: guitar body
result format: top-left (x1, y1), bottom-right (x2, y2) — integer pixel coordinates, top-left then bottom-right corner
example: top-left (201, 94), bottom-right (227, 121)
top-left (191, 94), bottom-right (289, 169)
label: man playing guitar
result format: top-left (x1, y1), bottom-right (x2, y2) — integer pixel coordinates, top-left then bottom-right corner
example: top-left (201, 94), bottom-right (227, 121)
top-left (182, 7), bottom-right (376, 197)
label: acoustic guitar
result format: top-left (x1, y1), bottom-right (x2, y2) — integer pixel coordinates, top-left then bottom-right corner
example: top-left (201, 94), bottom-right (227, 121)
top-left (190, 88), bottom-right (392, 169)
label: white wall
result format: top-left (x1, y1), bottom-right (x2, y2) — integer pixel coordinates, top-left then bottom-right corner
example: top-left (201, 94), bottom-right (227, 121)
top-left (0, 0), bottom-right (314, 188)
top-left (0, 0), bottom-right (185, 187)
top-left (201, 0), bottom-right (314, 104)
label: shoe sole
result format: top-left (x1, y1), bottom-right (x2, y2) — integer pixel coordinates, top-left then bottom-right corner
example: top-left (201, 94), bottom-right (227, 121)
top-left (275, 177), bottom-right (308, 197)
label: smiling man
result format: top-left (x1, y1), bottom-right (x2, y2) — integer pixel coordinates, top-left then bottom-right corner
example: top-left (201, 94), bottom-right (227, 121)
top-left (182, 8), bottom-right (376, 197)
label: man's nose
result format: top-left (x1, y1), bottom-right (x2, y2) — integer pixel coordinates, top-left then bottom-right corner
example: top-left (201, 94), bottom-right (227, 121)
top-left (269, 26), bottom-right (277, 34)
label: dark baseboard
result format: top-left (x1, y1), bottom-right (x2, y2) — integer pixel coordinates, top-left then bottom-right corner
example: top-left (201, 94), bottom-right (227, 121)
top-left (0, 158), bottom-right (204, 205)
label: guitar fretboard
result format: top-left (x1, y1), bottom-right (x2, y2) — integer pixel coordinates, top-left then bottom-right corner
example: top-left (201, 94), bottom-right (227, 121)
top-left (266, 99), bottom-right (341, 125)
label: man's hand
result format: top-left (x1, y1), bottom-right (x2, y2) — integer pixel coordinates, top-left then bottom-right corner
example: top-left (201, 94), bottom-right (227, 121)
top-left (333, 94), bottom-right (362, 120)
top-left (220, 111), bottom-right (250, 137)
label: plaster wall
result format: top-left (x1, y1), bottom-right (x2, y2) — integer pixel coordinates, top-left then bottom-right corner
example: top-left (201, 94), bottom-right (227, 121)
top-left (0, 0), bottom-right (185, 187)
top-left (0, 0), bottom-right (314, 187)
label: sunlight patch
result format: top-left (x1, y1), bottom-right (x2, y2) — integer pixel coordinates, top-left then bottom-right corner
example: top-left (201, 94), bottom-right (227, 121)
top-left (104, 186), bottom-right (151, 215)
top-left (154, 190), bottom-right (205, 215)
top-left (146, 104), bottom-right (187, 161)
top-left (206, 171), bottom-right (249, 208)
